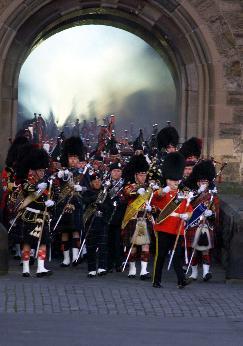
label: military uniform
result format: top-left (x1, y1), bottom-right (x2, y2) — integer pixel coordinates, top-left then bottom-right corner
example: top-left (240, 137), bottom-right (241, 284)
top-left (121, 154), bottom-right (152, 280)
top-left (184, 160), bottom-right (219, 281)
top-left (82, 174), bottom-right (113, 277)
top-left (57, 136), bottom-right (86, 267)
top-left (107, 162), bottom-right (126, 272)
top-left (151, 152), bottom-right (193, 288)
top-left (15, 147), bottom-right (53, 277)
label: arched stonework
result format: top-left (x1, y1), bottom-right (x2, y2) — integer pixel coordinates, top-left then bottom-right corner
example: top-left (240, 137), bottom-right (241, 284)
top-left (0, 0), bottom-right (241, 182)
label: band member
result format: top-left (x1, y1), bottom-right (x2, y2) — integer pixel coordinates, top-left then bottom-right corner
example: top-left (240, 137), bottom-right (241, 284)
top-left (151, 152), bottom-right (193, 288)
top-left (57, 137), bottom-right (85, 267)
top-left (157, 124), bottom-right (179, 157)
top-left (122, 154), bottom-right (153, 280)
top-left (1, 136), bottom-right (29, 226)
top-left (185, 160), bottom-right (219, 281)
top-left (150, 123), bottom-right (179, 184)
top-left (179, 137), bottom-right (202, 180)
top-left (82, 173), bottom-right (113, 277)
top-left (107, 162), bottom-right (125, 272)
top-left (179, 137), bottom-right (202, 163)
top-left (1, 136), bottom-right (29, 260)
top-left (15, 147), bottom-right (54, 277)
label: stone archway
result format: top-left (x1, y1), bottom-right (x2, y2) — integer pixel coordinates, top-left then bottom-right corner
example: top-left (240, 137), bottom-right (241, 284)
top-left (0, 0), bottom-right (238, 180)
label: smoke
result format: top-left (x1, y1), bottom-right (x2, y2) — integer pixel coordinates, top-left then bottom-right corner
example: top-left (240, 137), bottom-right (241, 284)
top-left (18, 25), bottom-right (177, 132)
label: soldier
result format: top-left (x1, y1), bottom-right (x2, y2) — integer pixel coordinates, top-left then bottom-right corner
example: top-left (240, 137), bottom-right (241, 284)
top-left (151, 152), bottom-right (193, 288)
top-left (157, 124), bottom-right (179, 158)
top-left (82, 173), bottom-right (113, 277)
top-left (179, 137), bottom-right (202, 181)
top-left (149, 124), bottom-right (179, 184)
top-left (185, 160), bottom-right (219, 282)
top-left (1, 136), bottom-right (29, 227)
top-left (57, 137), bottom-right (86, 267)
top-left (15, 147), bottom-right (54, 277)
top-left (121, 154), bottom-right (153, 280)
top-left (107, 162), bottom-right (125, 272)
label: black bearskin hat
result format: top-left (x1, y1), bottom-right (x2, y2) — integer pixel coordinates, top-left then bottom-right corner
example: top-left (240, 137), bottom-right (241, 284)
top-left (191, 160), bottom-right (216, 182)
top-left (5, 136), bottom-right (29, 168)
top-left (61, 136), bottom-right (84, 166)
top-left (184, 160), bottom-right (216, 190)
top-left (122, 154), bottom-right (149, 183)
top-left (28, 147), bottom-right (50, 170)
top-left (16, 146), bottom-right (49, 180)
top-left (132, 154), bottom-right (149, 174)
top-left (157, 126), bottom-right (179, 151)
top-left (163, 152), bottom-right (185, 180)
top-left (179, 137), bottom-right (202, 159)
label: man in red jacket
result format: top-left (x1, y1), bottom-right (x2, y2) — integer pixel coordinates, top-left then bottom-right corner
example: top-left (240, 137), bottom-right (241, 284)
top-left (151, 152), bottom-right (193, 288)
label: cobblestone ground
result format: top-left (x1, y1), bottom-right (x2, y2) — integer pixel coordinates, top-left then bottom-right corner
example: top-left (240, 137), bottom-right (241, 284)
top-left (1, 258), bottom-right (243, 318)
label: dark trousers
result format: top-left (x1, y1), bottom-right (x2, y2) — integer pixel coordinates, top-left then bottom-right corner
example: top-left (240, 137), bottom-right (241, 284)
top-left (108, 224), bottom-right (123, 269)
top-left (153, 232), bottom-right (185, 284)
top-left (86, 221), bottom-right (108, 272)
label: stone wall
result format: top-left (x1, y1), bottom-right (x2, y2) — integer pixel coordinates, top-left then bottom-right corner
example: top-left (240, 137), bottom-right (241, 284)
top-left (188, 0), bottom-right (243, 182)
top-left (220, 194), bottom-right (243, 279)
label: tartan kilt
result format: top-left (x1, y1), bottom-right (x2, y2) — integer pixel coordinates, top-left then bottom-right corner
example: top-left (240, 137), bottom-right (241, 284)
top-left (17, 219), bottom-right (50, 248)
top-left (186, 226), bottom-right (215, 249)
top-left (121, 218), bottom-right (153, 248)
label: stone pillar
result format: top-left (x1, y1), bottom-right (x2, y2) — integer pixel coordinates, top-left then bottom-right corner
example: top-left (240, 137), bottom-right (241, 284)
top-left (0, 223), bottom-right (8, 275)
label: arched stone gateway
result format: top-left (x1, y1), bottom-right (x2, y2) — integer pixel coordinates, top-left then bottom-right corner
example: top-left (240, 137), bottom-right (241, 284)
top-left (0, 0), bottom-right (242, 182)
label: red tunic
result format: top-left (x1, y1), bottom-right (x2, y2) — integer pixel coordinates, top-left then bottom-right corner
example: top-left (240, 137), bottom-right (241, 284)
top-left (151, 190), bottom-right (193, 235)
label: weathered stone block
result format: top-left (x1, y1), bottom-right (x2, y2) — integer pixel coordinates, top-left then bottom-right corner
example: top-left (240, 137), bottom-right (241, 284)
top-left (220, 195), bottom-right (243, 279)
top-left (219, 123), bottom-right (241, 138)
top-left (154, 0), bottom-right (179, 12)
top-left (233, 108), bottom-right (243, 123)
top-left (227, 91), bottom-right (243, 106)
top-left (226, 60), bottom-right (242, 78)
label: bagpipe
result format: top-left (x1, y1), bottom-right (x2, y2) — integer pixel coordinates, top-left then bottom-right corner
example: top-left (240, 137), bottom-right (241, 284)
top-left (52, 165), bottom-right (91, 233)
top-left (55, 164), bottom-right (90, 205)
top-left (8, 171), bottom-right (55, 233)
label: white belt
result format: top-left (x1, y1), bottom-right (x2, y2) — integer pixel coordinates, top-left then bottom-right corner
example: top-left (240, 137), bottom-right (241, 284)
top-left (26, 207), bottom-right (41, 214)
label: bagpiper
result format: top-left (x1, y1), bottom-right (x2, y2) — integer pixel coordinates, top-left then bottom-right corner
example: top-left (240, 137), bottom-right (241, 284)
top-left (149, 124), bottom-right (179, 184)
top-left (121, 154), bottom-right (153, 280)
top-left (1, 136), bottom-right (29, 260)
top-left (15, 146), bottom-right (54, 277)
top-left (157, 124), bottom-right (179, 157)
top-left (56, 136), bottom-right (86, 267)
top-left (179, 137), bottom-right (202, 181)
top-left (1, 136), bottom-right (29, 228)
top-left (184, 160), bottom-right (219, 282)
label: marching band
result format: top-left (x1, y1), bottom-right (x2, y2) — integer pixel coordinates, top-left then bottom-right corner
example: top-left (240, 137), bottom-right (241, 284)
top-left (1, 118), bottom-right (226, 288)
